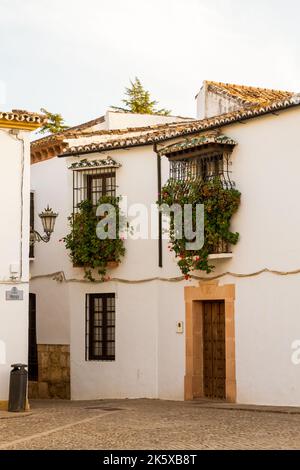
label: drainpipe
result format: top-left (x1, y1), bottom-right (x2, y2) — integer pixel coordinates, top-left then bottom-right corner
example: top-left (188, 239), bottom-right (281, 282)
top-left (154, 143), bottom-right (163, 268)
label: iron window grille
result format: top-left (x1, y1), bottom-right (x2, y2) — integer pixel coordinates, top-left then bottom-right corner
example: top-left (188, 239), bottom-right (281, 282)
top-left (169, 151), bottom-right (234, 189)
top-left (169, 150), bottom-right (234, 254)
top-left (86, 293), bottom-right (116, 361)
top-left (73, 167), bottom-right (116, 212)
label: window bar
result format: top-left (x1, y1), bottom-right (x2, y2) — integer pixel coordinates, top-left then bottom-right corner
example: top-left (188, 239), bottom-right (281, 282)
top-left (72, 168), bottom-right (116, 213)
top-left (170, 152), bottom-right (234, 188)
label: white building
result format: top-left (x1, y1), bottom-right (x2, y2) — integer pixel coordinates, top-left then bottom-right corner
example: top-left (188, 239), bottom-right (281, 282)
top-left (0, 109), bottom-right (46, 410)
top-left (30, 83), bottom-right (300, 406)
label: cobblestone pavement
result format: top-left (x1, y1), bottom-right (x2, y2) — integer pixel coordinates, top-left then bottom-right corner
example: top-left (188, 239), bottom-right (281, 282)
top-left (0, 399), bottom-right (300, 450)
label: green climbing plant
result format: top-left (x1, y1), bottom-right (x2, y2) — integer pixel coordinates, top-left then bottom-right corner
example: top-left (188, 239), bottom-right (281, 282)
top-left (63, 196), bottom-right (126, 281)
top-left (159, 178), bottom-right (241, 278)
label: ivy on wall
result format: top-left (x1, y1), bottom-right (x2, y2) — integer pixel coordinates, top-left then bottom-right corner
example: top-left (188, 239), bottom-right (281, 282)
top-left (63, 196), bottom-right (126, 281)
top-left (159, 178), bottom-right (241, 279)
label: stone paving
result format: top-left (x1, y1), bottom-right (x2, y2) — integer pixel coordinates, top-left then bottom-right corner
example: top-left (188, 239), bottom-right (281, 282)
top-left (0, 399), bottom-right (300, 450)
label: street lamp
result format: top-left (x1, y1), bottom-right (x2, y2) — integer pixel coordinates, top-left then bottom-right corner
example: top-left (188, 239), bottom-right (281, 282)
top-left (30, 205), bottom-right (58, 244)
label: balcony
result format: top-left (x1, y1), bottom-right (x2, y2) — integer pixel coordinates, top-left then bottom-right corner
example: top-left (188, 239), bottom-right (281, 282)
top-left (208, 239), bottom-right (233, 260)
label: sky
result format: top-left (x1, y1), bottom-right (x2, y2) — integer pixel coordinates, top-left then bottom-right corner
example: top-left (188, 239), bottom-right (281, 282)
top-left (0, 0), bottom-right (300, 125)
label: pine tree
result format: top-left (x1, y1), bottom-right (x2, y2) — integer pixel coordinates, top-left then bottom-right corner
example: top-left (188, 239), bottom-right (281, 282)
top-left (39, 108), bottom-right (69, 134)
top-left (122, 78), bottom-right (171, 115)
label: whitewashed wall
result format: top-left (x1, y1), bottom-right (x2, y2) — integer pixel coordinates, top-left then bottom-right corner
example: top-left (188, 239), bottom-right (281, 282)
top-left (31, 106), bottom-right (300, 405)
top-left (214, 107), bottom-right (300, 406)
top-left (0, 129), bottom-right (31, 402)
top-left (30, 156), bottom-right (71, 345)
top-left (232, 272), bottom-right (300, 407)
top-left (30, 143), bottom-right (187, 400)
top-left (106, 110), bottom-right (192, 130)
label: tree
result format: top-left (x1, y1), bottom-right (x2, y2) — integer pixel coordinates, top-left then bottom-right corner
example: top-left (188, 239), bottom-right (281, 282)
top-left (39, 108), bottom-right (69, 134)
top-left (122, 77), bottom-right (171, 115)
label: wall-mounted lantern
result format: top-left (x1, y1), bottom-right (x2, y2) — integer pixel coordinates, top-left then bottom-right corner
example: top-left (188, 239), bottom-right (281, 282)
top-left (30, 205), bottom-right (58, 244)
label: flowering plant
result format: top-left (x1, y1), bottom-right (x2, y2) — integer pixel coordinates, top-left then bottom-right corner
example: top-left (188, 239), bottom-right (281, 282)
top-left (159, 178), bottom-right (241, 278)
top-left (63, 196), bottom-right (126, 281)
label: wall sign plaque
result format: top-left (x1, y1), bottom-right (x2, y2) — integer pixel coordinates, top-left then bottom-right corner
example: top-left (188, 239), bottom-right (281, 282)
top-left (6, 287), bottom-right (24, 301)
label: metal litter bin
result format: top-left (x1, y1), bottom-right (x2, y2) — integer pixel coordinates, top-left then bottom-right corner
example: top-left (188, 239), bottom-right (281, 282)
top-left (8, 364), bottom-right (28, 412)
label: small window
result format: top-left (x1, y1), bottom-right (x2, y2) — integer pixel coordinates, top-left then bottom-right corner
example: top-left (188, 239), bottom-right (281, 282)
top-left (86, 293), bottom-right (116, 361)
top-left (73, 169), bottom-right (116, 212)
top-left (86, 172), bottom-right (116, 206)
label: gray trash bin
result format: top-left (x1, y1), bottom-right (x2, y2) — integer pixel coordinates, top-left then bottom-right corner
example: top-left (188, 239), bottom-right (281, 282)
top-left (8, 364), bottom-right (28, 412)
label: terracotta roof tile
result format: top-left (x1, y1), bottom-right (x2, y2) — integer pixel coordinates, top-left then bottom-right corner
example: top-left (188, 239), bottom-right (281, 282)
top-left (157, 131), bottom-right (237, 156)
top-left (205, 81), bottom-right (293, 106)
top-left (31, 113), bottom-right (193, 150)
top-left (63, 95), bottom-right (300, 156)
top-left (31, 81), bottom-right (299, 162)
top-left (31, 119), bottom-right (195, 162)
top-left (0, 109), bottom-right (47, 124)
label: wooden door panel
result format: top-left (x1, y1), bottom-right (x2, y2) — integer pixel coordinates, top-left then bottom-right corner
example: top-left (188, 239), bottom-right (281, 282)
top-left (203, 301), bottom-right (225, 399)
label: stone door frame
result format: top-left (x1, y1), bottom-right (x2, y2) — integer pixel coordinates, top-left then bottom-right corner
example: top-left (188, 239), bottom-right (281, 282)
top-left (184, 281), bottom-right (236, 402)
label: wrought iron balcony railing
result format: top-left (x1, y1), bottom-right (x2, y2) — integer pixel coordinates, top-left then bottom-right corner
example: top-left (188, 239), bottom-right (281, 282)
top-left (169, 153), bottom-right (235, 189)
top-left (210, 239), bottom-right (231, 255)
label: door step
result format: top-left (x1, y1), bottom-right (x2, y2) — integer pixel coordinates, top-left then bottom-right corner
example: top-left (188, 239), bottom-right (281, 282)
top-left (191, 400), bottom-right (300, 415)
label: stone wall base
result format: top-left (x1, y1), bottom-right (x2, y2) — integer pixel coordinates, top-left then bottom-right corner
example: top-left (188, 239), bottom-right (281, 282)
top-left (28, 344), bottom-right (70, 400)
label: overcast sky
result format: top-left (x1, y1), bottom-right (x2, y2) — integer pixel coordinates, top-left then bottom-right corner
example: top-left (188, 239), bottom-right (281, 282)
top-left (0, 0), bottom-right (299, 124)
